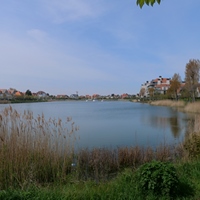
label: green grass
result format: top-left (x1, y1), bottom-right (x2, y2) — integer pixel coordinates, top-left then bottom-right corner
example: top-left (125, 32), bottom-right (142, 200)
top-left (1, 160), bottom-right (200, 200)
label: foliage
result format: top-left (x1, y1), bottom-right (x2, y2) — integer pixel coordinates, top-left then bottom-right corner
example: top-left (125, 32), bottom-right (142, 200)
top-left (167, 73), bottom-right (181, 100)
top-left (139, 87), bottom-right (145, 97)
top-left (184, 133), bottom-right (200, 158)
top-left (137, 0), bottom-right (161, 8)
top-left (135, 161), bottom-right (179, 197)
top-left (185, 59), bottom-right (200, 102)
top-left (25, 89), bottom-right (32, 96)
top-left (148, 87), bottom-right (154, 100)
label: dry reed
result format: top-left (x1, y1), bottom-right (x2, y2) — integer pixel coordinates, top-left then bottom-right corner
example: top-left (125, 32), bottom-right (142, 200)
top-left (184, 102), bottom-right (200, 114)
top-left (0, 106), bottom-right (78, 189)
top-left (150, 100), bottom-right (185, 107)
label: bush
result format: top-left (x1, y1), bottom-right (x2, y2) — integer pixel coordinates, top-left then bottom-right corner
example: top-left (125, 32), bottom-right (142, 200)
top-left (135, 160), bottom-right (179, 197)
top-left (184, 133), bottom-right (200, 158)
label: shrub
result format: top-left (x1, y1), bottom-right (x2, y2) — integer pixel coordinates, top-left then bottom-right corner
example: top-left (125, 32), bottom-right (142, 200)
top-left (135, 160), bottom-right (179, 197)
top-left (184, 132), bottom-right (200, 158)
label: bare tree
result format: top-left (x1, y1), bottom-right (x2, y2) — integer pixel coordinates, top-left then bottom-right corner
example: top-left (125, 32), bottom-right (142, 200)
top-left (168, 73), bottom-right (181, 101)
top-left (185, 59), bottom-right (200, 102)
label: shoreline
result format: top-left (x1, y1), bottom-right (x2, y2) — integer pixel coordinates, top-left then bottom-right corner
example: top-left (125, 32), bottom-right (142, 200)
top-left (147, 99), bottom-right (200, 114)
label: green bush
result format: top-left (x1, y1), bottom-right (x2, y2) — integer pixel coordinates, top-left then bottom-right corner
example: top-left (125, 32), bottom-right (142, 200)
top-left (135, 160), bottom-right (179, 197)
top-left (184, 133), bottom-right (200, 158)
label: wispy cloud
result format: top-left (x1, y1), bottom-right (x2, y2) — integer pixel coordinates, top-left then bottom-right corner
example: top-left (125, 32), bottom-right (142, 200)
top-left (42, 0), bottom-right (106, 23)
top-left (27, 29), bottom-right (47, 42)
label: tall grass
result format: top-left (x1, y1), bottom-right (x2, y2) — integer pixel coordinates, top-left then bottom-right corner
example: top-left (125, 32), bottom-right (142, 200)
top-left (0, 106), bottom-right (195, 190)
top-left (0, 106), bottom-right (78, 189)
top-left (150, 100), bottom-right (185, 107)
top-left (184, 101), bottom-right (200, 113)
top-left (150, 100), bottom-right (200, 114)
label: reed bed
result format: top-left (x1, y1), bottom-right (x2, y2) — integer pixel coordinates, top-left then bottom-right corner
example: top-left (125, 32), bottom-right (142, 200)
top-left (75, 144), bottom-right (183, 182)
top-left (184, 101), bottom-right (200, 114)
top-left (150, 100), bottom-right (185, 107)
top-left (0, 106), bottom-right (191, 190)
top-left (0, 106), bottom-right (78, 189)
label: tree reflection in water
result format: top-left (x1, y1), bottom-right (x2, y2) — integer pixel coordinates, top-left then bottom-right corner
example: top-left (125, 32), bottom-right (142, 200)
top-left (141, 109), bottom-right (184, 139)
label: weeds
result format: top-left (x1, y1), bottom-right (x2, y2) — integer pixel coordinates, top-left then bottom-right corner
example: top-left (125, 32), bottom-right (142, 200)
top-left (0, 105), bottom-right (199, 199)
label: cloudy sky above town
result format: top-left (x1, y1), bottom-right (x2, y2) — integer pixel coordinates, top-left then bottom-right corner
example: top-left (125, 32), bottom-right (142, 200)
top-left (1, 0), bottom-right (200, 95)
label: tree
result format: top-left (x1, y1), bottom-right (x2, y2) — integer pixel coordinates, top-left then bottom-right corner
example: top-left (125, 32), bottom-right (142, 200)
top-left (25, 89), bottom-right (32, 96)
top-left (137, 0), bottom-right (161, 8)
top-left (148, 87), bottom-right (155, 100)
top-left (185, 59), bottom-right (200, 102)
top-left (167, 73), bottom-right (181, 101)
top-left (139, 87), bottom-right (145, 97)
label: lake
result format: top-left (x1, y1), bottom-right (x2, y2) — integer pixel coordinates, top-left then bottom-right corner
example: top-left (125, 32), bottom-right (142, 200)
top-left (0, 100), bottom-right (191, 149)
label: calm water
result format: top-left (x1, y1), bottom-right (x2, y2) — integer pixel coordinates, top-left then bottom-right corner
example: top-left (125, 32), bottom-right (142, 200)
top-left (0, 101), bottom-right (190, 149)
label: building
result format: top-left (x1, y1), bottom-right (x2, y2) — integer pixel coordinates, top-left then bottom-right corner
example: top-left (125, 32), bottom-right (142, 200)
top-left (139, 76), bottom-right (171, 98)
top-left (149, 76), bottom-right (171, 95)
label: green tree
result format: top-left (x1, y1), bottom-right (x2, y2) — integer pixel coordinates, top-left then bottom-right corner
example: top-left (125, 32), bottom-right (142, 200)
top-left (185, 59), bottom-right (200, 102)
top-left (137, 0), bottom-right (161, 8)
top-left (167, 73), bottom-right (181, 101)
top-left (25, 89), bottom-right (32, 96)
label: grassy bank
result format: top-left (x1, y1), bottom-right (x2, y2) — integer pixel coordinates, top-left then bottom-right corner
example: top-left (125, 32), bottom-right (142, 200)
top-left (0, 106), bottom-right (200, 199)
top-left (150, 99), bottom-right (200, 114)
top-left (150, 99), bottom-right (185, 108)
top-left (0, 160), bottom-right (200, 199)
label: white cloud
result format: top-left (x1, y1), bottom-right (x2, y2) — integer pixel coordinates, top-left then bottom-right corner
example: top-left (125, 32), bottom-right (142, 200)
top-left (0, 32), bottom-right (113, 82)
top-left (42, 0), bottom-right (106, 23)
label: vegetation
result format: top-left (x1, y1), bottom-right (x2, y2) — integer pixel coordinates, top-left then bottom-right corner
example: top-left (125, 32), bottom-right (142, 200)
top-left (137, 0), bottom-right (161, 8)
top-left (135, 161), bottom-right (179, 197)
top-left (185, 59), bottom-right (200, 102)
top-left (1, 106), bottom-right (200, 199)
top-left (25, 89), bottom-right (32, 96)
top-left (150, 99), bottom-right (185, 108)
top-left (167, 73), bottom-right (182, 101)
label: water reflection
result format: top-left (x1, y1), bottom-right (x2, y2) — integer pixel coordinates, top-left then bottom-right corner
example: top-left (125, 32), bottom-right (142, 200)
top-left (169, 117), bottom-right (181, 138)
top-left (141, 108), bottom-right (184, 139)
top-left (184, 114), bottom-right (200, 137)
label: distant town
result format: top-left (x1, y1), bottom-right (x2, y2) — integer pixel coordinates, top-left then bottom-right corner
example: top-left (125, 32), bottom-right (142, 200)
top-left (1, 67), bottom-right (200, 103)
top-left (0, 88), bottom-right (137, 102)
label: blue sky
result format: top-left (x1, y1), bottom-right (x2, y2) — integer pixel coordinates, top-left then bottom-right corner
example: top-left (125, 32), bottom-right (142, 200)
top-left (0, 0), bottom-right (200, 96)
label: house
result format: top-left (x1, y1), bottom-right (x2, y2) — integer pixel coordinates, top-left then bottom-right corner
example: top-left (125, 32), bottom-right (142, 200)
top-left (14, 91), bottom-right (23, 97)
top-left (139, 76), bottom-right (171, 97)
top-left (70, 94), bottom-right (79, 99)
top-left (148, 76), bottom-right (171, 95)
top-left (37, 91), bottom-right (47, 98)
top-left (121, 93), bottom-right (129, 99)
top-left (92, 94), bottom-right (100, 99)
top-left (56, 95), bottom-right (69, 99)
top-left (0, 89), bottom-right (12, 99)
top-left (85, 95), bottom-right (92, 99)
top-left (140, 81), bottom-right (151, 97)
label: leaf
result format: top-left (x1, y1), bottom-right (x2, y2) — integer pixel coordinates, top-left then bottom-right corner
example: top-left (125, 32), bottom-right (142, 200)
top-left (145, 0), bottom-right (150, 6)
top-left (151, 0), bottom-right (156, 6)
top-left (138, 0), bottom-right (145, 8)
top-left (137, 0), bottom-right (162, 8)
